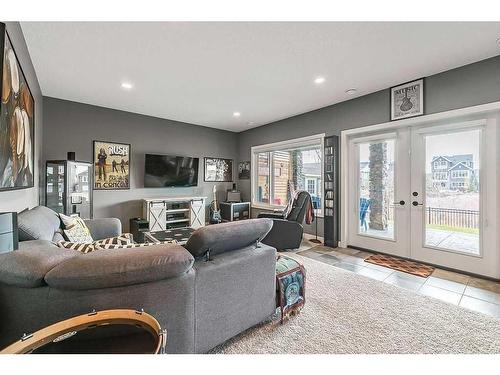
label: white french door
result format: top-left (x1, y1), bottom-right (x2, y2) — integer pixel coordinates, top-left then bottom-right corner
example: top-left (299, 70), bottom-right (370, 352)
top-left (347, 119), bottom-right (499, 278)
top-left (410, 121), bottom-right (498, 277)
top-left (347, 130), bottom-right (411, 259)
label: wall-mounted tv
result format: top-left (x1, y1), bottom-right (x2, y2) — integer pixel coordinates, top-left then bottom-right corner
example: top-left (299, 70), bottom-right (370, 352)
top-left (144, 154), bottom-right (199, 187)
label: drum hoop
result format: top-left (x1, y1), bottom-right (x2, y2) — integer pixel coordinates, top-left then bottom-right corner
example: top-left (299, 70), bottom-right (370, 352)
top-left (0, 309), bottom-right (164, 354)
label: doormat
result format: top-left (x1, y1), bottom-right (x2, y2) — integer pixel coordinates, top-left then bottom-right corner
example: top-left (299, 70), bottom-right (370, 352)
top-left (365, 254), bottom-right (435, 278)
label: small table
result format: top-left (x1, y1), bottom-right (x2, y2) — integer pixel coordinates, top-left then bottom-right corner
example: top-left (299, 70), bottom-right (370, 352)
top-left (144, 227), bottom-right (195, 245)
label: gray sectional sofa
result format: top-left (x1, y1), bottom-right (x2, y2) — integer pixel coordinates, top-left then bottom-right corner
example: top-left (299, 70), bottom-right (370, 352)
top-left (0, 206), bottom-right (277, 353)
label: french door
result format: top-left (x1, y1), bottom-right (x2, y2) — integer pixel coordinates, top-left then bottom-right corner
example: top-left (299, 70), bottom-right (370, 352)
top-left (347, 119), bottom-right (499, 278)
top-left (347, 130), bottom-right (411, 259)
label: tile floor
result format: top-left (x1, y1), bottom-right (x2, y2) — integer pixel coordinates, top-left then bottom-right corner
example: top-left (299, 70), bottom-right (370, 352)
top-left (296, 234), bottom-right (500, 319)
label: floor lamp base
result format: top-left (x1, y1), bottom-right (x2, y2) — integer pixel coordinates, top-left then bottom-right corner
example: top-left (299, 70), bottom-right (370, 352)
top-left (309, 239), bottom-right (322, 244)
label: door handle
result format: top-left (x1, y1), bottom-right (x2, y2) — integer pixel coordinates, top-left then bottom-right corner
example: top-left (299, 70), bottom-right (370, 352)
top-left (393, 200), bottom-right (405, 206)
top-left (412, 201), bottom-right (423, 206)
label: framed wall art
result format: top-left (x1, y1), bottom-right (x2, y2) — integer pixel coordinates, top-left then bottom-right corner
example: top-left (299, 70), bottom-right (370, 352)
top-left (390, 78), bottom-right (424, 121)
top-left (93, 140), bottom-right (130, 190)
top-left (204, 157), bottom-right (233, 182)
top-left (0, 23), bottom-right (35, 191)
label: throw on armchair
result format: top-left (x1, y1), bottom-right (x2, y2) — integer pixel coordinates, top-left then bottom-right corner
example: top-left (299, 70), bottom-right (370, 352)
top-left (257, 191), bottom-right (313, 251)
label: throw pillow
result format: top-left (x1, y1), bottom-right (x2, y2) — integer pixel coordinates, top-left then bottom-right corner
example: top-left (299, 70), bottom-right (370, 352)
top-left (93, 233), bottom-right (133, 246)
top-left (95, 240), bottom-right (177, 250)
top-left (59, 214), bottom-right (94, 243)
top-left (55, 238), bottom-right (177, 254)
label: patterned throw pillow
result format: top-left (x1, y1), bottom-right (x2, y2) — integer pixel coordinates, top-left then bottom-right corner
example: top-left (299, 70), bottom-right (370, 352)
top-left (56, 241), bottom-right (96, 254)
top-left (95, 240), bottom-right (177, 250)
top-left (59, 214), bottom-right (93, 243)
top-left (55, 237), bottom-right (177, 254)
top-left (93, 233), bottom-right (133, 246)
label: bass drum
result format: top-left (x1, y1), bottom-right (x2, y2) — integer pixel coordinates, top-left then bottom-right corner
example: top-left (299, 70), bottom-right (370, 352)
top-left (0, 309), bottom-right (167, 354)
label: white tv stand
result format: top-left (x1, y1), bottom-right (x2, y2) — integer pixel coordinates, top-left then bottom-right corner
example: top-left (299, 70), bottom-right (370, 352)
top-left (142, 196), bottom-right (207, 232)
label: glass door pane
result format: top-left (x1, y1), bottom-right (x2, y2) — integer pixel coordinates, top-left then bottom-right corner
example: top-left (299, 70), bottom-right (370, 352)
top-left (424, 129), bottom-right (480, 255)
top-left (46, 162), bottom-right (65, 214)
top-left (358, 139), bottom-right (395, 239)
top-left (67, 162), bottom-right (92, 218)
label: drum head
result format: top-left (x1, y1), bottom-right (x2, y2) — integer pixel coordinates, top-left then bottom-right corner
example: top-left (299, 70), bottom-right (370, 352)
top-left (32, 324), bottom-right (158, 354)
top-left (1, 309), bottom-right (166, 354)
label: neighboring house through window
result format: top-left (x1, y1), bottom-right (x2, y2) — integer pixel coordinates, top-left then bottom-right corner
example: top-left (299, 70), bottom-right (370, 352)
top-left (306, 178), bottom-right (317, 195)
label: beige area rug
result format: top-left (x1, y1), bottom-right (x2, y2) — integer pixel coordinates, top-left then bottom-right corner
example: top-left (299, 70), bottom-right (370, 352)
top-left (211, 254), bottom-right (500, 354)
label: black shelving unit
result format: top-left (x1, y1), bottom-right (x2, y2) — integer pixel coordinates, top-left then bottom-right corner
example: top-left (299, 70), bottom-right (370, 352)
top-left (323, 135), bottom-right (339, 247)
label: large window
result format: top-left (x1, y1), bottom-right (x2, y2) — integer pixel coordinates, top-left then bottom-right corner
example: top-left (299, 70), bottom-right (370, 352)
top-left (252, 135), bottom-right (324, 215)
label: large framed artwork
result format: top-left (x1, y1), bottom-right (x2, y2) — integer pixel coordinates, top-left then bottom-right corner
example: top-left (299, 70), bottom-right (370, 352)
top-left (93, 141), bottom-right (130, 190)
top-left (238, 161), bottom-right (250, 180)
top-left (390, 78), bottom-right (424, 121)
top-left (204, 157), bottom-right (233, 182)
top-left (0, 23), bottom-right (35, 191)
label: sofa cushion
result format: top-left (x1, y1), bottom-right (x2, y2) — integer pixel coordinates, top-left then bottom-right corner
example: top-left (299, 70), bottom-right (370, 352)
top-left (45, 243), bottom-right (194, 290)
top-left (83, 218), bottom-right (122, 240)
top-left (184, 218), bottom-right (273, 258)
top-left (0, 241), bottom-right (80, 287)
top-left (17, 206), bottom-right (61, 241)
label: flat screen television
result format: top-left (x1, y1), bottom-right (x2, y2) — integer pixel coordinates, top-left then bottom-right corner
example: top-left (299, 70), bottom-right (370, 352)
top-left (144, 154), bottom-right (199, 187)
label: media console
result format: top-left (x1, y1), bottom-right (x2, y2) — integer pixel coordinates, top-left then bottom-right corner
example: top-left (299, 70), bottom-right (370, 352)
top-left (142, 196), bottom-right (207, 231)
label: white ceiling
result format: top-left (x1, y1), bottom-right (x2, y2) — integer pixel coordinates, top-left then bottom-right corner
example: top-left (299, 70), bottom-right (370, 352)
top-left (21, 22), bottom-right (500, 132)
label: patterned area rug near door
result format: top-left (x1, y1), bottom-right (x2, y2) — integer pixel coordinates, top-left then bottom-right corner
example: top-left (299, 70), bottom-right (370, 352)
top-left (364, 254), bottom-right (434, 278)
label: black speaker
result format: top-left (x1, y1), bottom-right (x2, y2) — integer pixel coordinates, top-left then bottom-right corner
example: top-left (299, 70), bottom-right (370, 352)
top-left (67, 152), bottom-right (76, 161)
top-left (130, 218), bottom-right (149, 243)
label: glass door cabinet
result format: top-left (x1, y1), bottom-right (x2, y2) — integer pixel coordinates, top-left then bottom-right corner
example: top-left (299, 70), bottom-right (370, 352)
top-left (46, 160), bottom-right (93, 219)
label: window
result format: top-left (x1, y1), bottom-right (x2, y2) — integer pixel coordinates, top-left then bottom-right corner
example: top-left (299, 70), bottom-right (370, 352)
top-left (432, 172), bottom-right (447, 180)
top-left (252, 134), bottom-right (324, 215)
top-left (434, 159), bottom-right (448, 169)
top-left (451, 170), bottom-right (469, 179)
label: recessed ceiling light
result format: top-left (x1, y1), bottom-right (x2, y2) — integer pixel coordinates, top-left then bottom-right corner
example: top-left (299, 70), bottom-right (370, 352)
top-left (345, 88), bottom-right (357, 95)
top-left (314, 76), bottom-right (325, 85)
top-left (233, 112), bottom-right (241, 118)
top-left (121, 82), bottom-right (133, 90)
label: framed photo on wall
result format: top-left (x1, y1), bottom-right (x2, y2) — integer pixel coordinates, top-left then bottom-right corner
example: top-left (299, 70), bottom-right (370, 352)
top-left (238, 161), bottom-right (250, 180)
top-left (204, 157), bottom-right (233, 182)
top-left (390, 78), bottom-right (424, 121)
top-left (0, 23), bottom-right (35, 192)
top-left (93, 141), bottom-right (130, 190)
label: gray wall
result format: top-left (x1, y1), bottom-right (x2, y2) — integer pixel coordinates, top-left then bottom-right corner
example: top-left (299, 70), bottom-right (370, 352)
top-left (0, 22), bottom-right (43, 213)
top-left (39, 55), bottom-right (500, 237)
top-left (42, 97), bottom-right (238, 231)
top-left (236, 55), bottom-right (500, 236)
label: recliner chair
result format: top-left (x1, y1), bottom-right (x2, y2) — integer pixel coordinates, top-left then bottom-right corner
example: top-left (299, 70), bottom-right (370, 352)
top-left (257, 191), bottom-right (312, 251)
